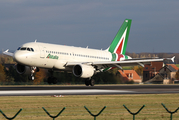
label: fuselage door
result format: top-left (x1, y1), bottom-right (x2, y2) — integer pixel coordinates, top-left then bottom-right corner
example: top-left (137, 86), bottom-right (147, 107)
top-left (39, 45), bottom-right (45, 58)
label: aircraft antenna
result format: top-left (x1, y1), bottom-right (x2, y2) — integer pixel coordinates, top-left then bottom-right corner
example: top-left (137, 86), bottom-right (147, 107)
top-left (35, 39), bottom-right (37, 43)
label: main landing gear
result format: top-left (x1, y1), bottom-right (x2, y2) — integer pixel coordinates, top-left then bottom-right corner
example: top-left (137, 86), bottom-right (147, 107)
top-left (85, 78), bottom-right (95, 86)
top-left (47, 70), bottom-right (58, 84)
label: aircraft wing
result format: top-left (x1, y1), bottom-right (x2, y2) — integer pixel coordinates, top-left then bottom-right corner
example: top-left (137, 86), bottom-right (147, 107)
top-left (92, 58), bottom-right (164, 68)
top-left (66, 57), bottom-right (174, 69)
top-left (3, 49), bottom-right (14, 57)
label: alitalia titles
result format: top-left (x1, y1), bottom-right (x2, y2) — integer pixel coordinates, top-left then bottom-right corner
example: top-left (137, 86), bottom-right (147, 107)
top-left (46, 54), bottom-right (59, 59)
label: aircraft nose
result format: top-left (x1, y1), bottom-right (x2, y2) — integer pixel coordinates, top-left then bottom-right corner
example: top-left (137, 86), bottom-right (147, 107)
top-left (13, 52), bottom-right (19, 62)
top-left (13, 51), bottom-right (24, 63)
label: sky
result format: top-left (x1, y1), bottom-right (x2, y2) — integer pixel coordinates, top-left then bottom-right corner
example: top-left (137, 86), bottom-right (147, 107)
top-left (0, 0), bottom-right (179, 53)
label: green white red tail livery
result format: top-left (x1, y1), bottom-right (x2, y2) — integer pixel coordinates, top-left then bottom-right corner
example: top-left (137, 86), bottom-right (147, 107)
top-left (108, 19), bottom-right (132, 55)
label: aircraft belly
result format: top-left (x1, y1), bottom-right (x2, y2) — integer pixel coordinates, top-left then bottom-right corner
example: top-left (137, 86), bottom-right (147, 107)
top-left (29, 58), bottom-right (55, 68)
top-left (54, 60), bottom-right (66, 70)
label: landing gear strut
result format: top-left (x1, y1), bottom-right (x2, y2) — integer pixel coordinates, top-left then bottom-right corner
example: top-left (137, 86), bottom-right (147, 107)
top-left (47, 70), bottom-right (58, 84)
top-left (28, 67), bottom-right (38, 80)
top-left (85, 78), bottom-right (95, 86)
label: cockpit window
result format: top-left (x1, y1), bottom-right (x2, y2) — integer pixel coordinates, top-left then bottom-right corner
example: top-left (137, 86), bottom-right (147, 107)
top-left (31, 48), bottom-right (34, 52)
top-left (27, 48), bottom-right (31, 51)
top-left (20, 47), bottom-right (27, 50)
top-left (18, 47), bottom-right (34, 52)
top-left (17, 47), bottom-right (21, 50)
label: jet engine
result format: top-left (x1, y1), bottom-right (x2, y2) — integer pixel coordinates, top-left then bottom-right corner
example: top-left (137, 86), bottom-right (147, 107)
top-left (16, 64), bottom-right (31, 75)
top-left (73, 64), bottom-right (95, 78)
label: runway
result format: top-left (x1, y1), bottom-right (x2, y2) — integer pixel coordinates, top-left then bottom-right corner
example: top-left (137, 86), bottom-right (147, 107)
top-left (0, 85), bottom-right (179, 96)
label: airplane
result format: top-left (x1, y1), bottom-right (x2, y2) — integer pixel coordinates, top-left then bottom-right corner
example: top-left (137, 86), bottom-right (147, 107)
top-left (3, 19), bottom-right (174, 86)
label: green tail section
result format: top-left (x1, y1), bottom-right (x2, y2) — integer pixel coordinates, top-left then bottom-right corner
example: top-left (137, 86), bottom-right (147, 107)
top-left (108, 19), bottom-right (132, 54)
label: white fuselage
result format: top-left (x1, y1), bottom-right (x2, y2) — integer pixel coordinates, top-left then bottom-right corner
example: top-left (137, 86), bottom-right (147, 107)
top-left (14, 42), bottom-right (127, 71)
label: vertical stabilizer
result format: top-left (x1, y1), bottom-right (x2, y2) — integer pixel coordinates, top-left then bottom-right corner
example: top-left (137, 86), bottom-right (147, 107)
top-left (108, 19), bottom-right (132, 54)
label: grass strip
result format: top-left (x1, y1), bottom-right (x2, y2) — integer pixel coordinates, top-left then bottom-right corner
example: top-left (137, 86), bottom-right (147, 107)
top-left (0, 94), bottom-right (179, 120)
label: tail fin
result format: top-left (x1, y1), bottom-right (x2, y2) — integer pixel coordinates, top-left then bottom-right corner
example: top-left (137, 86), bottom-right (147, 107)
top-left (107, 19), bottom-right (132, 54)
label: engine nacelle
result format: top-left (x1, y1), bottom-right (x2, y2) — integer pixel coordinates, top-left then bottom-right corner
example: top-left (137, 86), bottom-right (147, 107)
top-left (16, 64), bottom-right (31, 75)
top-left (73, 64), bottom-right (94, 78)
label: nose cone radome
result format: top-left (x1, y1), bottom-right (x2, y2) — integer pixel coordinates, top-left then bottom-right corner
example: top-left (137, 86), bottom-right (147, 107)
top-left (13, 51), bottom-right (25, 64)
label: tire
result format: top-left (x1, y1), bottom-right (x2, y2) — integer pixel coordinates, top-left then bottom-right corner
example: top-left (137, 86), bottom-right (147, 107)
top-left (28, 75), bottom-right (34, 80)
top-left (90, 79), bottom-right (95, 86)
top-left (85, 79), bottom-right (90, 86)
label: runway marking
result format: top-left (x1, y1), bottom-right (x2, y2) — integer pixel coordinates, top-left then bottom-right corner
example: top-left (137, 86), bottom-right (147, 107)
top-left (0, 89), bottom-right (134, 95)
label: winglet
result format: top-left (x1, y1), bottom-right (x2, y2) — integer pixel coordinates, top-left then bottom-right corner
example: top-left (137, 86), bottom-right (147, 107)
top-left (3, 49), bottom-right (14, 57)
top-left (171, 56), bottom-right (175, 63)
top-left (164, 56), bottom-right (175, 63)
top-left (4, 49), bottom-right (9, 52)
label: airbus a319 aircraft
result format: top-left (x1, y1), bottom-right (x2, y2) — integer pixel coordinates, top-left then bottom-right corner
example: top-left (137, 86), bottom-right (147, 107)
top-left (3, 19), bottom-right (173, 86)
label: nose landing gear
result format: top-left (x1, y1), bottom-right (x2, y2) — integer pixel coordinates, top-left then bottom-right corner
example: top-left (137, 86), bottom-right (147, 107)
top-left (28, 75), bottom-right (35, 80)
top-left (28, 67), bottom-right (39, 80)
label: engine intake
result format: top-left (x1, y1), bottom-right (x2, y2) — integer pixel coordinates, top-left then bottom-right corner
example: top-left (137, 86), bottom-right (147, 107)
top-left (73, 64), bottom-right (94, 78)
top-left (16, 64), bottom-right (31, 75)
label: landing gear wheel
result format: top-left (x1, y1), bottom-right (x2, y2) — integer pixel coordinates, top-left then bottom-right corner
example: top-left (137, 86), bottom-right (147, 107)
top-left (85, 79), bottom-right (90, 86)
top-left (90, 79), bottom-right (95, 86)
top-left (28, 75), bottom-right (35, 80)
top-left (85, 79), bottom-right (95, 86)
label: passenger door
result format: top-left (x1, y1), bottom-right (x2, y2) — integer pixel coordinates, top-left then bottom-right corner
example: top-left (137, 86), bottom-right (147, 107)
top-left (39, 45), bottom-right (45, 58)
